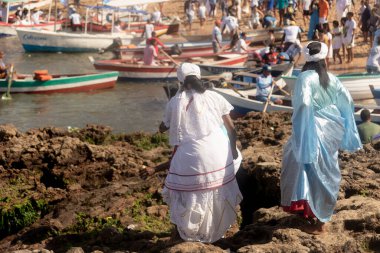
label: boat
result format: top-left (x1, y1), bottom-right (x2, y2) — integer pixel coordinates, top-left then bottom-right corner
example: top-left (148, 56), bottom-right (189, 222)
top-left (16, 27), bottom-right (138, 52)
top-left (370, 85), bottom-right (380, 105)
top-left (282, 70), bottom-right (380, 100)
top-left (0, 21), bottom-right (63, 36)
top-left (90, 53), bottom-right (248, 81)
top-left (83, 22), bottom-right (168, 35)
top-left (83, 21), bottom-right (178, 36)
top-left (0, 0), bottom-right (63, 37)
top-left (166, 27), bottom-right (284, 45)
top-left (212, 86), bottom-right (380, 124)
top-left (120, 41), bottom-right (258, 59)
top-left (120, 41), bottom-right (215, 59)
top-left (0, 71), bottom-right (118, 93)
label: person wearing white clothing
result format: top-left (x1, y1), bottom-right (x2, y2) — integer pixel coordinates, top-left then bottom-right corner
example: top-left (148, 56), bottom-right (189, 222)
top-left (343, 12), bottom-right (356, 63)
top-left (70, 11), bottom-right (82, 31)
top-left (142, 20), bottom-right (154, 39)
top-left (31, 9), bottom-right (43, 24)
top-left (159, 63), bottom-right (242, 243)
top-left (281, 22), bottom-right (302, 51)
top-left (332, 20), bottom-right (343, 64)
top-left (336, 0), bottom-right (349, 20)
top-left (233, 32), bottom-right (249, 53)
top-left (222, 15), bottom-right (239, 39)
top-left (366, 37), bottom-right (380, 73)
top-left (151, 8), bottom-right (161, 24)
top-left (198, 3), bottom-right (206, 28)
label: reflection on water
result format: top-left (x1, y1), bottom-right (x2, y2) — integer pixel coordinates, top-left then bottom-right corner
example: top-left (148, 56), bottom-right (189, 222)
top-left (0, 36), bottom-right (169, 133)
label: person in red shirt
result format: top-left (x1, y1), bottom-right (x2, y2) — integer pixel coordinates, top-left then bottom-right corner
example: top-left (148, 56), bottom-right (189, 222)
top-left (146, 31), bottom-right (166, 55)
top-left (261, 45), bottom-right (278, 65)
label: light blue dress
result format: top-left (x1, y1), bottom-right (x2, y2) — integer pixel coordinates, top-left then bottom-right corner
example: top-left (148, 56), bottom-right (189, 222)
top-left (281, 70), bottom-right (362, 222)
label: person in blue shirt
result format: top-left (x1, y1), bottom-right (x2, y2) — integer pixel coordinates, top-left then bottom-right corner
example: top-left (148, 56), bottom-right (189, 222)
top-left (281, 41), bottom-right (362, 235)
top-left (256, 65), bottom-right (283, 104)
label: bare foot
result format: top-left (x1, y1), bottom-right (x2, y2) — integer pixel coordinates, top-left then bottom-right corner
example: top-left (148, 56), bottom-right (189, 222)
top-left (301, 221), bottom-right (327, 235)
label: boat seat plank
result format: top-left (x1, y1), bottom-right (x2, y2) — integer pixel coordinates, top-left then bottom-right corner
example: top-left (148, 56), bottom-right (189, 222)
top-left (228, 80), bottom-right (256, 87)
top-left (234, 72), bottom-right (260, 78)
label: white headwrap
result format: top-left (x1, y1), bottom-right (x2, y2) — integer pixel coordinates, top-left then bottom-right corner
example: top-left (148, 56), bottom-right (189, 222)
top-left (303, 42), bottom-right (328, 62)
top-left (177, 63), bottom-right (201, 83)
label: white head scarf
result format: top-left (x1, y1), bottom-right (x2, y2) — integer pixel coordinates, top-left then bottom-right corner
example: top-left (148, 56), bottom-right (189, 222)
top-left (303, 42), bottom-right (328, 62)
top-left (177, 63), bottom-right (201, 83)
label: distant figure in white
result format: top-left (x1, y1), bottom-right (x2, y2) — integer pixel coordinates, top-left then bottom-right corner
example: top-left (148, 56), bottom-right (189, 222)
top-left (31, 9), bottom-right (43, 25)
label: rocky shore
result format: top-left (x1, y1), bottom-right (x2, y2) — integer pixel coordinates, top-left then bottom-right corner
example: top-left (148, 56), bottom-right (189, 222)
top-left (0, 112), bottom-right (378, 253)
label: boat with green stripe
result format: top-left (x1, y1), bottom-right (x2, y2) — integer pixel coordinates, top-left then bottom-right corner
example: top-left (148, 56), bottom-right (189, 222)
top-left (0, 71), bottom-right (118, 93)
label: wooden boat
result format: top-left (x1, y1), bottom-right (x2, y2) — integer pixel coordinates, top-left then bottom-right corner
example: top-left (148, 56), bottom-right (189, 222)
top-left (90, 54), bottom-right (248, 81)
top-left (0, 0), bottom-right (62, 36)
top-left (83, 21), bottom-right (178, 36)
top-left (0, 21), bottom-right (63, 36)
top-left (370, 85), bottom-right (380, 106)
top-left (0, 71), bottom-right (118, 93)
top-left (120, 41), bottom-right (215, 59)
top-left (16, 27), bottom-right (138, 52)
top-left (212, 86), bottom-right (380, 124)
top-left (169, 27), bottom-right (284, 45)
top-left (282, 70), bottom-right (380, 100)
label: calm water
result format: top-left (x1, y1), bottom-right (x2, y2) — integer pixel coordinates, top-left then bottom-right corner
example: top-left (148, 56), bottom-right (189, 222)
top-left (0, 36), bottom-right (169, 133)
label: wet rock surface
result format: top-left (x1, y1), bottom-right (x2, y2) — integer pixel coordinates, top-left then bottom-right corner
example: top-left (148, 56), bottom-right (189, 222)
top-left (0, 112), bottom-right (378, 253)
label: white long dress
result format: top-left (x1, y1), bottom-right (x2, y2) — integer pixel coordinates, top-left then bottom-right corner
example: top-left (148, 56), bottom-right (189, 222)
top-left (162, 89), bottom-right (242, 243)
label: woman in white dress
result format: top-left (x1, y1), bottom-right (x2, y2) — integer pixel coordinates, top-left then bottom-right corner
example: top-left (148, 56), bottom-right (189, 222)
top-left (159, 63), bottom-right (242, 243)
top-left (331, 20), bottom-right (343, 64)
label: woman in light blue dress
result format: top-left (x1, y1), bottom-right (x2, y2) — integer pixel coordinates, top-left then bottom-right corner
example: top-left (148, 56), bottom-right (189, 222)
top-left (281, 42), bottom-right (362, 234)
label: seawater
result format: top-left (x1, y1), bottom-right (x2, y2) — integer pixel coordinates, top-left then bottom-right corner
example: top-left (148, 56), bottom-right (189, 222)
top-left (0, 36), bottom-right (169, 133)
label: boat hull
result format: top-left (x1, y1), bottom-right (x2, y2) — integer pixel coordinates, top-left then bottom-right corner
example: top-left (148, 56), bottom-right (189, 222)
top-left (0, 72), bottom-right (118, 93)
top-left (283, 71), bottom-right (380, 100)
top-left (93, 61), bottom-right (177, 81)
top-left (213, 87), bottom-right (380, 123)
top-left (0, 21), bottom-right (63, 36)
top-left (93, 54), bottom-right (247, 81)
top-left (16, 28), bottom-right (137, 52)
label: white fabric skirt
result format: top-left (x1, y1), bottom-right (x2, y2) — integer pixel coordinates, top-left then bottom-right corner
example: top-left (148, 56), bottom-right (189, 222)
top-left (162, 179), bottom-right (242, 243)
top-left (162, 127), bottom-right (242, 242)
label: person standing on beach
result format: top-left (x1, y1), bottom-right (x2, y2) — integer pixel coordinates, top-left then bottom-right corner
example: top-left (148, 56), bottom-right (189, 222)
top-left (276, 0), bottom-right (289, 26)
top-left (142, 20), bottom-right (154, 39)
top-left (318, 0), bottom-right (329, 24)
top-left (359, 1), bottom-right (371, 43)
top-left (212, 20), bottom-right (223, 53)
top-left (198, 2), bottom-right (206, 29)
top-left (281, 41), bottom-right (362, 235)
top-left (302, 0), bottom-right (312, 26)
top-left (332, 20), bottom-right (343, 64)
top-left (159, 63), bottom-right (242, 243)
top-left (336, 0), bottom-right (349, 21)
top-left (343, 12), bottom-right (356, 63)
top-left (307, 0), bottom-right (320, 40)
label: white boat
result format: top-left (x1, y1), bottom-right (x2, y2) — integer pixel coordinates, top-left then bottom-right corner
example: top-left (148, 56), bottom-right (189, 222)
top-left (0, 21), bottom-right (62, 36)
top-left (370, 85), bottom-right (380, 106)
top-left (0, 0), bottom-right (61, 36)
top-left (282, 70), bottom-right (380, 100)
top-left (16, 27), bottom-right (138, 52)
top-left (212, 86), bottom-right (380, 124)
